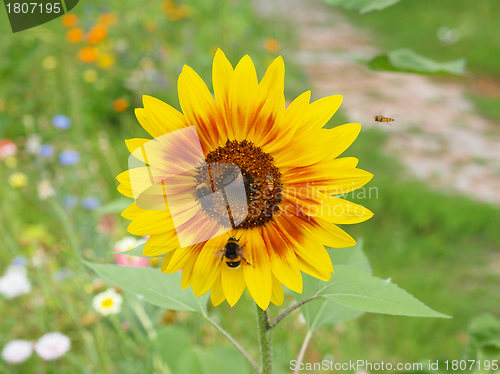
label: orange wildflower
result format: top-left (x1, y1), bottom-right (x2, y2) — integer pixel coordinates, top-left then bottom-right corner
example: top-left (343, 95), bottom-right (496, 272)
top-left (264, 38), bottom-right (281, 53)
top-left (98, 13), bottom-right (118, 26)
top-left (86, 24), bottom-right (108, 45)
top-left (78, 47), bottom-right (99, 63)
top-left (62, 14), bottom-right (78, 28)
top-left (162, 0), bottom-right (175, 14)
top-left (175, 4), bottom-right (191, 19)
top-left (113, 98), bottom-right (129, 112)
top-left (66, 28), bottom-right (84, 43)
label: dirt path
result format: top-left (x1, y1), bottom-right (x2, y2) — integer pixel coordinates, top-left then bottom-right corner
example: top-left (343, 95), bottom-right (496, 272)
top-left (256, 0), bottom-right (500, 205)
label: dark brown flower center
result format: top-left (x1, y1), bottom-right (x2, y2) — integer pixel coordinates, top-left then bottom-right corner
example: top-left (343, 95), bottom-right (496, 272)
top-left (195, 139), bottom-right (283, 229)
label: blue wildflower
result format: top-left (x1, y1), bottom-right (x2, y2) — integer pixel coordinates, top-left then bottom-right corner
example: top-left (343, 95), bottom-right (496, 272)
top-left (52, 115), bottom-right (71, 130)
top-left (63, 195), bottom-right (78, 207)
top-left (12, 257), bottom-right (26, 267)
top-left (59, 150), bottom-right (80, 165)
top-left (82, 196), bottom-right (101, 210)
top-left (39, 145), bottom-right (54, 158)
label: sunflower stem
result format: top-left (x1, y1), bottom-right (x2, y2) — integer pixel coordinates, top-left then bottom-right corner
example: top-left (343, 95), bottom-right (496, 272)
top-left (256, 304), bottom-right (273, 374)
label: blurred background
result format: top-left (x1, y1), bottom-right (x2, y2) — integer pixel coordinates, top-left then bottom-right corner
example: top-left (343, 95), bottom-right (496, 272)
top-left (0, 0), bottom-right (499, 372)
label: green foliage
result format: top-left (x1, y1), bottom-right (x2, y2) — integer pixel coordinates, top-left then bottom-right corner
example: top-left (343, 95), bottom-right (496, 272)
top-left (344, 0), bottom-right (500, 78)
top-left (465, 314), bottom-right (500, 374)
top-left (156, 327), bottom-right (252, 374)
top-left (96, 198), bottom-right (133, 216)
top-left (295, 241), bottom-right (446, 334)
top-left (84, 261), bottom-right (209, 314)
top-left (367, 48), bottom-right (467, 75)
top-left (317, 266), bottom-right (448, 318)
top-left (295, 243), bottom-right (370, 330)
top-left (321, 0), bottom-right (402, 14)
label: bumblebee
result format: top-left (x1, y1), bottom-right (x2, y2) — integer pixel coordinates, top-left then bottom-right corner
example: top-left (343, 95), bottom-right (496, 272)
top-left (373, 115), bottom-right (395, 126)
top-left (218, 236), bottom-right (252, 269)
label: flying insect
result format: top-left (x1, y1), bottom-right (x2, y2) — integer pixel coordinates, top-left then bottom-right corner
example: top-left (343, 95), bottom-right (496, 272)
top-left (373, 115), bottom-right (395, 126)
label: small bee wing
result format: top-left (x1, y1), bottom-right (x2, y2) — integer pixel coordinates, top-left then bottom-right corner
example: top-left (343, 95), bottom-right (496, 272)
top-left (214, 247), bottom-right (225, 256)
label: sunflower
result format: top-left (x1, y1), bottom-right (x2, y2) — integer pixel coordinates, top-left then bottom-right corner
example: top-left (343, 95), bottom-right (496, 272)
top-left (117, 49), bottom-right (373, 310)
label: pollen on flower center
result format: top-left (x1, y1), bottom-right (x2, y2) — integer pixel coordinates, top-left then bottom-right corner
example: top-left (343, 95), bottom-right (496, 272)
top-left (101, 298), bottom-right (113, 308)
top-left (195, 139), bottom-right (283, 229)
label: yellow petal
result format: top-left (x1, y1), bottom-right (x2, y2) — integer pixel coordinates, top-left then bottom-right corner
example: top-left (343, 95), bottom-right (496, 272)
top-left (221, 264), bottom-right (246, 307)
top-left (228, 55), bottom-right (259, 140)
top-left (313, 218), bottom-right (357, 248)
top-left (178, 65), bottom-right (221, 150)
top-left (243, 230), bottom-right (272, 310)
top-left (127, 210), bottom-right (174, 236)
top-left (210, 275), bottom-right (226, 306)
top-left (302, 95), bottom-right (343, 132)
top-left (296, 254), bottom-right (332, 281)
top-left (212, 49), bottom-right (234, 139)
top-left (165, 244), bottom-right (202, 273)
top-left (270, 274), bottom-right (284, 306)
top-left (142, 95), bottom-right (187, 137)
top-left (292, 231), bottom-right (333, 274)
top-left (143, 233), bottom-right (178, 256)
top-left (180, 253), bottom-right (197, 289)
top-left (327, 157), bottom-right (359, 168)
top-left (125, 138), bottom-right (151, 154)
top-left (263, 224), bottom-right (303, 293)
top-left (324, 123), bottom-right (361, 160)
top-left (116, 170), bottom-right (133, 198)
top-left (283, 167), bottom-right (373, 194)
top-left (192, 236), bottom-right (226, 296)
top-left (252, 89), bottom-right (286, 147)
top-left (316, 194), bottom-right (374, 224)
top-left (263, 90), bottom-right (311, 155)
top-left (121, 202), bottom-right (144, 221)
top-left (160, 251), bottom-right (175, 272)
top-left (258, 55), bottom-right (284, 102)
top-left (212, 49), bottom-right (233, 105)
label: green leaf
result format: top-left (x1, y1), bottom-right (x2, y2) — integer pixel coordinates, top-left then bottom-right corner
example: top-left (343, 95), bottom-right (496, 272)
top-left (318, 266), bottom-right (450, 318)
top-left (299, 273), bottom-right (365, 330)
top-left (321, 0), bottom-right (401, 13)
top-left (156, 327), bottom-right (252, 374)
top-left (113, 243), bottom-right (162, 258)
top-left (295, 242), bottom-right (370, 330)
top-left (156, 326), bottom-right (191, 373)
top-left (328, 239), bottom-right (372, 274)
top-left (368, 48), bottom-right (467, 76)
top-left (465, 314), bottom-right (500, 373)
top-left (83, 261), bottom-right (208, 315)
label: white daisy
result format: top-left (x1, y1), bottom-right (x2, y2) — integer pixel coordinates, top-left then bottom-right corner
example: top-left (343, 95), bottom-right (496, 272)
top-left (0, 266), bottom-right (31, 299)
top-left (1, 340), bottom-right (33, 364)
top-left (92, 288), bottom-right (123, 316)
top-left (113, 237), bottom-right (145, 253)
top-left (34, 332), bottom-right (71, 361)
top-left (37, 180), bottom-right (55, 200)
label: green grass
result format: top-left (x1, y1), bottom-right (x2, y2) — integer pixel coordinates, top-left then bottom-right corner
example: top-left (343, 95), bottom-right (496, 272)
top-left (343, 0), bottom-right (500, 78)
